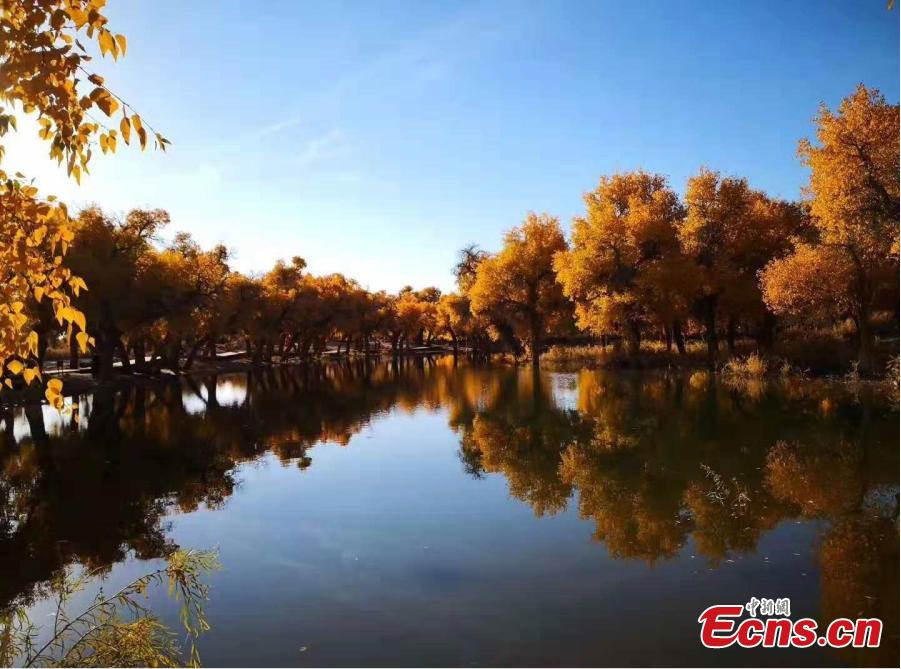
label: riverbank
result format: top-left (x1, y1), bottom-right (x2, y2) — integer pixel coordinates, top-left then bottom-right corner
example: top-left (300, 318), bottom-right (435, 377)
top-left (2, 339), bottom-right (898, 409)
top-left (541, 337), bottom-right (899, 376)
top-left (0, 347), bottom-right (459, 408)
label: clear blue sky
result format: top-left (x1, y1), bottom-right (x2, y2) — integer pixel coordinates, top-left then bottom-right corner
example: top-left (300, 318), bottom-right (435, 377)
top-left (7, 0), bottom-right (899, 292)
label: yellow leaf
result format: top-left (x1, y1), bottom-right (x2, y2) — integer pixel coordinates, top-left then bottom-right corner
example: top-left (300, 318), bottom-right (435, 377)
top-left (72, 309), bottom-right (87, 332)
top-left (120, 116), bottom-right (131, 144)
top-left (115, 34), bottom-right (127, 55)
top-left (99, 29), bottom-right (115, 57)
top-left (45, 386), bottom-right (64, 409)
top-left (26, 331), bottom-right (39, 354)
top-left (69, 276), bottom-right (88, 296)
top-left (6, 360), bottom-right (24, 375)
top-left (76, 330), bottom-right (90, 353)
top-left (47, 378), bottom-right (63, 393)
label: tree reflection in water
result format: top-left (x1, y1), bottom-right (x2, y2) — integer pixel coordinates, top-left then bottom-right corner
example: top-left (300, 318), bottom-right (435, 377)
top-left (0, 356), bottom-right (896, 665)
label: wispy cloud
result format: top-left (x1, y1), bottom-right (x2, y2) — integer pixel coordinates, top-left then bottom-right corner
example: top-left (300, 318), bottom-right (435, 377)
top-left (249, 115), bottom-right (305, 142)
top-left (297, 128), bottom-right (344, 169)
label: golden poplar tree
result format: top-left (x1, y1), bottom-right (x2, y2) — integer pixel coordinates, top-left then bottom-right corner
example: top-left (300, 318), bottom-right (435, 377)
top-left (0, 0), bottom-right (167, 401)
top-left (554, 171), bottom-right (697, 354)
top-left (761, 85), bottom-right (899, 372)
top-left (469, 213), bottom-right (571, 365)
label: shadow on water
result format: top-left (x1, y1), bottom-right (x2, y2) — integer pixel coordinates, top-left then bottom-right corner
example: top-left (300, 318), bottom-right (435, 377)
top-left (0, 356), bottom-right (897, 666)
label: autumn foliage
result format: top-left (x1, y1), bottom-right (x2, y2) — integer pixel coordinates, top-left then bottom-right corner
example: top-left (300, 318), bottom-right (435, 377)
top-left (761, 85), bottom-right (899, 373)
top-left (0, 1), bottom-right (897, 399)
top-left (1, 0), bottom-right (167, 400)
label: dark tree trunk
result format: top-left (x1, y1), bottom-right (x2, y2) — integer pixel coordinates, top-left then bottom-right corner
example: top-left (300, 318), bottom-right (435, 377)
top-left (69, 330), bottom-right (80, 370)
top-left (24, 404), bottom-right (48, 444)
top-left (166, 340), bottom-right (183, 372)
top-left (672, 319), bottom-right (686, 355)
top-left (252, 339), bottom-right (265, 365)
top-left (856, 309), bottom-right (875, 376)
top-left (93, 334), bottom-right (116, 381)
top-left (626, 320), bottom-right (641, 355)
top-left (726, 315), bottom-right (737, 353)
top-left (529, 319), bottom-right (541, 367)
top-left (183, 337), bottom-right (209, 371)
top-left (755, 313), bottom-right (775, 353)
top-left (496, 322), bottom-right (522, 358)
top-left (116, 338), bottom-right (132, 374)
top-left (701, 295), bottom-right (718, 356)
top-left (133, 338), bottom-right (147, 373)
top-left (35, 328), bottom-right (48, 373)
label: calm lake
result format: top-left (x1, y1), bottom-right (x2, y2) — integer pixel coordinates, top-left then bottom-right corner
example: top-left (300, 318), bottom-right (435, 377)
top-left (2, 357), bottom-right (897, 667)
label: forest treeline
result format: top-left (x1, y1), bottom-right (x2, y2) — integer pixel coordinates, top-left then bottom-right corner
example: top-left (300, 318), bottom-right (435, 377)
top-left (0, 2), bottom-right (898, 401)
top-left (13, 83), bottom-right (893, 385)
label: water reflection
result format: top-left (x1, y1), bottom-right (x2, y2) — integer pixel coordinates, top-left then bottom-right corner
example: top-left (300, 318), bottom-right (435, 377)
top-left (0, 357), bottom-right (896, 665)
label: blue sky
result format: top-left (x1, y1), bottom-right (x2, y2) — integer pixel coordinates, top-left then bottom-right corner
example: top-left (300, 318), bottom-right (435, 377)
top-left (7, 1), bottom-right (899, 292)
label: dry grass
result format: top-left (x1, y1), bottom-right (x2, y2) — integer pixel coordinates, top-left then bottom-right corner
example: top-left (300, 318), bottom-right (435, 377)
top-left (542, 341), bottom-right (718, 370)
top-left (722, 352), bottom-right (769, 378)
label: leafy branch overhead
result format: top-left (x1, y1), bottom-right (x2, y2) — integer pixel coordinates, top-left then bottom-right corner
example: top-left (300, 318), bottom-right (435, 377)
top-left (1, 0), bottom-right (169, 179)
top-left (0, 0), bottom-right (167, 400)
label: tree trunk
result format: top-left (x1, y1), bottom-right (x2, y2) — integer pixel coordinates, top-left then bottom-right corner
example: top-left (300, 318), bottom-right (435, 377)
top-left (702, 295), bottom-right (718, 356)
top-left (529, 319), bottom-right (541, 367)
top-left (116, 338), bottom-right (132, 374)
top-left (857, 310), bottom-right (876, 376)
top-left (663, 324), bottom-right (673, 352)
top-left (167, 340), bottom-right (184, 372)
top-left (496, 322), bottom-right (522, 358)
top-left (726, 315), bottom-right (737, 353)
top-left (252, 339), bottom-right (265, 365)
top-left (756, 313), bottom-right (775, 353)
top-left (24, 403), bottom-right (48, 444)
top-left (184, 337), bottom-right (209, 371)
top-left (93, 333), bottom-right (115, 381)
top-left (672, 319), bottom-right (686, 355)
top-left (133, 338), bottom-right (147, 373)
top-left (626, 320), bottom-right (641, 355)
top-left (69, 330), bottom-right (80, 370)
top-left (35, 328), bottom-right (48, 373)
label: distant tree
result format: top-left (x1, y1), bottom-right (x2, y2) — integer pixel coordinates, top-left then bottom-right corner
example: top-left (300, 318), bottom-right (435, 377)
top-left (761, 85), bottom-right (899, 373)
top-left (454, 245), bottom-right (488, 293)
top-left (554, 171), bottom-right (696, 354)
top-left (66, 208), bottom-right (168, 378)
top-left (469, 213), bottom-right (571, 365)
top-left (680, 169), bottom-right (802, 354)
top-left (437, 293), bottom-right (471, 355)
